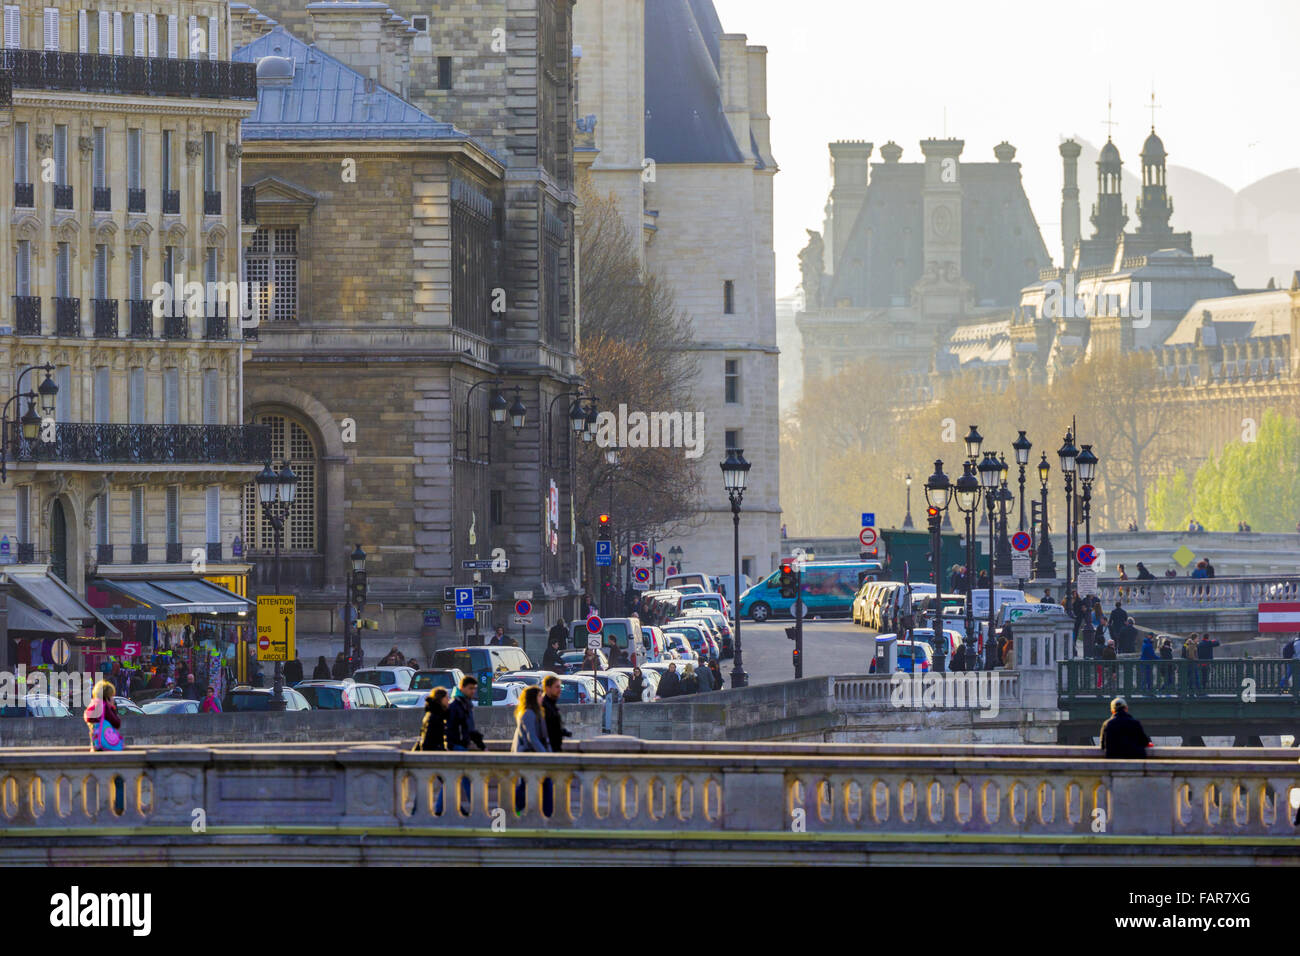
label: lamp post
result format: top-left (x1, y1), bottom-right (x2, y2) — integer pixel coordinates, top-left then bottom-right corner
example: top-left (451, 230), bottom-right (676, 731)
top-left (994, 454), bottom-right (1013, 576)
top-left (347, 544), bottom-right (366, 674)
top-left (1034, 453), bottom-right (1056, 579)
top-left (1012, 431), bottom-right (1032, 532)
top-left (953, 461), bottom-right (981, 663)
top-left (668, 545), bottom-right (683, 573)
top-left (924, 460), bottom-right (951, 672)
top-left (978, 452), bottom-right (1003, 669)
top-left (0, 363), bottom-right (57, 483)
top-left (255, 460), bottom-right (298, 710)
top-left (1057, 430), bottom-right (1078, 597)
top-left (1076, 444), bottom-right (1098, 544)
top-left (603, 447), bottom-right (619, 609)
top-left (720, 449), bottom-right (751, 688)
top-left (902, 474), bottom-right (914, 529)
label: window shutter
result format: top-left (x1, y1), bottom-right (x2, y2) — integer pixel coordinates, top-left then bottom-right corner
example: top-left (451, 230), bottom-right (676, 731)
top-left (147, 13), bottom-right (157, 57)
top-left (166, 487), bottom-right (179, 543)
top-left (94, 367), bottom-right (110, 424)
top-left (207, 15), bottom-right (217, 59)
top-left (13, 123), bottom-right (26, 182)
top-left (92, 127), bottom-right (105, 188)
top-left (133, 12), bottom-right (144, 55)
top-left (112, 11), bottom-right (122, 54)
top-left (187, 14), bottom-right (196, 57)
top-left (163, 368), bottom-right (179, 425)
top-left (130, 246), bottom-right (143, 300)
top-left (97, 492), bottom-right (110, 546)
top-left (78, 9), bottom-right (87, 53)
top-left (4, 6), bottom-right (20, 49)
top-left (53, 125), bottom-right (66, 184)
top-left (94, 245), bottom-right (107, 299)
top-left (166, 15), bottom-right (176, 58)
top-left (55, 366), bottom-right (70, 422)
top-left (43, 7), bottom-right (58, 50)
top-left (203, 369), bottom-right (220, 425)
top-left (129, 369), bottom-right (145, 424)
top-left (206, 486), bottom-right (220, 542)
top-left (17, 487), bottom-right (29, 543)
top-left (127, 128), bottom-right (140, 190)
top-left (132, 489), bottom-right (144, 544)
top-left (97, 10), bottom-right (108, 53)
top-left (15, 241), bottom-right (30, 296)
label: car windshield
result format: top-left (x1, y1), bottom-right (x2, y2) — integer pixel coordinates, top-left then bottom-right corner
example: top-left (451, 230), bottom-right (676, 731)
top-left (433, 650), bottom-right (483, 673)
top-left (353, 670), bottom-right (394, 686)
top-left (228, 692), bottom-right (273, 711)
top-left (681, 597), bottom-right (719, 609)
top-left (297, 686), bottom-right (344, 709)
top-left (411, 671), bottom-right (458, 691)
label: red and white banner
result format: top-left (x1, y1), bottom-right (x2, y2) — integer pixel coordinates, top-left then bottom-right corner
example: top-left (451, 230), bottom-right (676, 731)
top-left (1258, 602), bottom-right (1300, 632)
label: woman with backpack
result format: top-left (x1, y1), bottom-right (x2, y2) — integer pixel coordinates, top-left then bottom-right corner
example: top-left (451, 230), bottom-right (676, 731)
top-left (84, 679), bottom-right (123, 752)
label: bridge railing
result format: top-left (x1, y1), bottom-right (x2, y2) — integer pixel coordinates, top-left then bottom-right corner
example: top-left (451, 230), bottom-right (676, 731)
top-left (1059, 658), bottom-right (1300, 702)
top-left (833, 672), bottom-right (1021, 706)
top-left (1096, 575), bottom-right (1300, 609)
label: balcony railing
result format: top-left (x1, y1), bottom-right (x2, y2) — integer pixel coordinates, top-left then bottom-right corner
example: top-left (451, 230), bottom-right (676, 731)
top-left (92, 299), bottom-right (118, 338)
top-left (53, 184), bottom-right (73, 209)
top-left (14, 182), bottom-right (33, 207)
top-left (13, 296), bottom-right (41, 335)
top-left (0, 73), bottom-right (9, 108)
top-left (163, 315), bottom-right (188, 339)
top-left (203, 190), bottom-right (221, 215)
top-left (127, 187), bottom-right (145, 213)
top-left (93, 186), bottom-right (111, 211)
top-left (207, 542), bottom-right (223, 562)
top-left (163, 189), bottom-right (179, 215)
top-left (241, 184), bottom-right (257, 224)
top-left (16, 543), bottom-right (36, 563)
top-left (131, 543), bottom-right (148, 564)
top-left (96, 544), bottom-right (113, 565)
top-left (0, 50), bottom-right (257, 100)
top-left (166, 542), bottom-right (183, 564)
top-left (55, 297), bottom-right (80, 336)
top-left (128, 300), bottom-right (153, 338)
top-left (11, 423), bottom-right (272, 465)
top-left (204, 314), bottom-right (229, 340)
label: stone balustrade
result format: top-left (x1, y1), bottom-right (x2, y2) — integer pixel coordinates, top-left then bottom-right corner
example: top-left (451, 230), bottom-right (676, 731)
top-left (1097, 575), bottom-right (1300, 609)
top-left (832, 672), bottom-right (1021, 706)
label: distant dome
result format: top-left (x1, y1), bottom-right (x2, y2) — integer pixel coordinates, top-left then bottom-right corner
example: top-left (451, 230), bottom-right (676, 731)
top-left (256, 55), bottom-right (294, 79)
top-left (1141, 129), bottom-right (1167, 162)
top-left (1098, 139), bottom-right (1121, 167)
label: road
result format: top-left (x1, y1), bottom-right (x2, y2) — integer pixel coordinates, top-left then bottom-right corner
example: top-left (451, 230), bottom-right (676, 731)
top-left (720, 616), bottom-right (876, 686)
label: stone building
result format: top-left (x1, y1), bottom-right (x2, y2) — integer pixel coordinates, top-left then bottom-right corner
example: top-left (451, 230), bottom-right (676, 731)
top-left (231, 0), bottom-right (581, 658)
top-left (573, 0), bottom-right (782, 584)
top-left (0, 0), bottom-right (264, 672)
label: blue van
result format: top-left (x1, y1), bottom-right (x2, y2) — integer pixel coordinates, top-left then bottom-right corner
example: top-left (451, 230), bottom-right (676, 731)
top-left (738, 560), bottom-right (883, 622)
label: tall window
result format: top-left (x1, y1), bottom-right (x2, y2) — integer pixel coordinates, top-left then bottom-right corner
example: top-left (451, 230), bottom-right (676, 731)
top-left (132, 12), bottom-right (145, 55)
top-left (163, 368), bottom-right (179, 424)
top-left (725, 429), bottom-right (741, 455)
top-left (96, 10), bottom-right (109, 53)
top-left (131, 488), bottom-right (145, 546)
top-left (14, 241), bottom-right (30, 296)
top-left (162, 246), bottom-right (176, 288)
top-left (129, 246), bottom-right (144, 300)
top-left (94, 245), bottom-right (109, 298)
top-left (243, 415), bottom-right (317, 551)
top-left (128, 368), bottom-right (145, 424)
top-left (13, 121), bottom-right (28, 184)
top-left (203, 130), bottom-right (217, 192)
top-left (92, 127), bottom-right (106, 192)
top-left (55, 366), bottom-right (70, 421)
top-left (93, 367), bottom-right (110, 424)
top-left (437, 56), bottom-right (452, 89)
top-left (724, 359), bottom-right (740, 404)
top-left (161, 130), bottom-right (172, 193)
top-left (202, 369), bottom-right (220, 424)
top-left (96, 492), bottom-right (110, 547)
top-left (52, 124), bottom-right (67, 186)
top-left (166, 13), bottom-right (177, 58)
top-left (4, 5), bottom-right (21, 48)
top-left (166, 486), bottom-right (180, 544)
top-left (205, 486), bottom-right (220, 545)
top-left (16, 486), bottom-right (30, 544)
top-left (127, 128), bottom-right (141, 191)
top-left (723, 280), bottom-right (735, 315)
top-left (55, 243), bottom-right (70, 297)
top-left (244, 228), bottom-right (298, 322)
top-left (42, 6), bottom-right (58, 50)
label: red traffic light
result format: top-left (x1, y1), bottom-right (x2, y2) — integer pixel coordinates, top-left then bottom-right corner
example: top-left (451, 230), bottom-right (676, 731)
top-left (598, 514), bottom-right (610, 525)
top-left (927, 507), bottom-right (940, 517)
top-left (781, 561), bottom-right (793, 574)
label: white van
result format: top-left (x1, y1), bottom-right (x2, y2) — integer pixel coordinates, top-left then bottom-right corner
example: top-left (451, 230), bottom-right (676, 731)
top-left (970, 589), bottom-right (1026, 620)
top-left (665, 571), bottom-right (713, 592)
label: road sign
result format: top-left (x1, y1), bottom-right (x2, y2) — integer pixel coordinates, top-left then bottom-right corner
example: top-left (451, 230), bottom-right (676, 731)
top-left (596, 554), bottom-right (612, 567)
top-left (595, 540), bottom-right (612, 567)
top-left (1011, 531), bottom-right (1032, 552)
top-left (422, 609), bottom-right (442, 628)
top-left (631, 541), bottom-right (648, 558)
top-left (50, 638), bottom-right (70, 666)
top-left (1258, 602), bottom-right (1300, 632)
top-left (1011, 553), bottom-right (1032, 578)
top-left (514, 599), bottom-right (533, 617)
top-left (666, 565), bottom-right (678, 575)
top-left (653, 551), bottom-right (663, 565)
top-left (462, 559), bottom-right (508, 571)
top-left (1076, 543), bottom-right (1098, 566)
top-left (455, 587), bottom-right (474, 608)
top-left (861, 513), bottom-right (875, 527)
top-left (1076, 569), bottom-right (1098, 596)
top-left (444, 585), bottom-right (493, 603)
top-left (587, 635), bottom-right (602, 650)
top-left (859, 527), bottom-right (877, 547)
top-left (634, 567), bottom-right (650, 584)
top-left (256, 595), bottom-right (295, 662)
top-left (586, 614), bottom-right (603, 634)
top-left (514, 590), bottom-right (534, 601)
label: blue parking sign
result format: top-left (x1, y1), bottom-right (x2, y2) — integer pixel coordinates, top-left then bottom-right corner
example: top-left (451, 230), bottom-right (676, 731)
top-left (455, 587), bottom-right (474, 608)
top-left (861, 513), bottom-right (875, 527)
top-left (595, 541), bottom-right (611, 556)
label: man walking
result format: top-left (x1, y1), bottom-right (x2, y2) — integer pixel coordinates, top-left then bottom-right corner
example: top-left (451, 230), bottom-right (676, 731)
top-left (541, 674), bottom-right (569, 752)
top-left (445, 676), bottom-right (484, 751)
top-left (548, 617), bottom-right (568, 652)
top-left (283, 656), bottom-right (304, 686)
top-left (657, 662), bottom-right (681, 698)
top-left (1100, 697), bottom-right (1152, 758)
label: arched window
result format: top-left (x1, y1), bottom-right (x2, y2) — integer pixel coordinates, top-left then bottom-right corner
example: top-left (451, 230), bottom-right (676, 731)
top-left (243, 413), bottom-right (318, 552)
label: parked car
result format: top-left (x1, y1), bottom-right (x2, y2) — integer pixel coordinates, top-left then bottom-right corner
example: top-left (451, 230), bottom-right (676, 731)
top-left (350, 667), bottom-right (415, 693)
top-left (664, 572), bottom-right (713, 592)
top-left (431, 646), bottom-right (532, 677)
top-left (556, 674), bottom-right (605, 705)
top-left (680, 607), bottom-right (733, 656)
top-left (0, 694), bottom-right (75, 718)
top-left (294, 680), bottom-right (390, 710)
top-left (409, 668), bottom-right (466, 693)
top-left (662, 622), bottom-right (711, 660)
top-left (385, 690), bottom-right (428, 709)
top-left (659, 631), bottom-right (699, 663)
top-left (483, 682), bottom-right (526, 707)
top-left (224, 686), bottom-right (313, 712)
top-left (142, 698), bottom-right (200, 716)
top-left (739, 560), bottom-right (882, 621)
top-left (878, 628), bottom-right (964, 658)
top-left (114, 697), bottom-right (146, 715)
top-left (559, 649), bottom-right (608, 673)
top-left (592, 670), bottom-right (630, 701)
top-left (892, 640), bottom-right (934, 674)
top-left (609, 666), bottom-right (661, 702)
top-left (497, 670), bottom-right (560, 687)
top-left (677, 592), bottom-right (729, 620)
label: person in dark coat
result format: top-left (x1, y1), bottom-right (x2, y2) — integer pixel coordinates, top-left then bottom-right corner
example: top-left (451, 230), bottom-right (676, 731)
top-left (949, 642), bottom-right (968, 672)
top-left (1108, 601), bottom-right (1129, 635)
top-left (657, 663), bottom-right (681, 698)
top-left (696, 659), bottom-right (714, 692)
top-left (1135, 562), bottom-right (1155, 580)
top-left (624, 667), bottom-right (647, 702)
top-left (541, 675), bottom-right (569, 751)
top-left (331, 652), bottom-right (348, 680)
top-left (678, 664), bottom-right (700, 694)
top-left (415, 687), bottom-right (449, 751)
top-left (183, 673), bottom-right (202, 701)
top-left (283, 657), bottom-right (304, 685)
top-left (548, 619), bottom-right (568, 652)
top-left (709, 658), bottom-right (724, 691)
top-left (1100, 697), bottom-right (1151, 758)
top-left (313, 656), bottom-right (331, 680)
top-left (445, 676), bottom-right (483, 751)
top-left (541, 639), bottom-right (563, 671)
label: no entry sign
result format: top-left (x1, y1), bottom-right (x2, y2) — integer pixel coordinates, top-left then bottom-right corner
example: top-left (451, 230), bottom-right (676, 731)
top-left (859, 527), bottom-right (877, 547)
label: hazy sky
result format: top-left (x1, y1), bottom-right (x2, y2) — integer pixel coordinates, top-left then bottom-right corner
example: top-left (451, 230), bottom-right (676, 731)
top-left (711, 0), bottom-right (1300, 295)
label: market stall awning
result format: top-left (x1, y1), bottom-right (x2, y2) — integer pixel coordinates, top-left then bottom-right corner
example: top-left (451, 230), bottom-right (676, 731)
top-left (3, 568), bottom-right (121, 637)
top-left (92, 577), bottom-right (254, 619)
top-left (7, 594), bottom-right (78, 635)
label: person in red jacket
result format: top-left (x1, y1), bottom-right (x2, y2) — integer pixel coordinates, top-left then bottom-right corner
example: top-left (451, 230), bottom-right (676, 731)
top-left (200, 686), bottom-right (223, 713)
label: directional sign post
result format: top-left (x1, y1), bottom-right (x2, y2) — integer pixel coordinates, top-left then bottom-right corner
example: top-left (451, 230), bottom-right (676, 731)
top-left (256, 595), bottom-right (295, 662)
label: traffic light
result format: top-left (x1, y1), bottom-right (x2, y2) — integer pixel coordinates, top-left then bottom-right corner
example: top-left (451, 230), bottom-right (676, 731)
top-left (792, 646), bottom-right (801, 671)
top-left (779, 561), bottom-right (798, 599)
top-left (785, 626), bottom-right (797, 642)
top-left (350, 571), bottom-right (367, 608)
top-left (597, 513), bottom-right (611, 537)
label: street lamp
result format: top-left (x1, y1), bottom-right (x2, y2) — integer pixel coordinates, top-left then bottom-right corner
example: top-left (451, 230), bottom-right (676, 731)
top-left (347, 544), bottom-right (367, 672)
top-left (902, 473), bottom-right (914, 529)
top-left (1076, 444), bottom-right (1099, 544)
top-left (1057, 430), bottom-right (1079, 596)
top-left (720, 449), bottom-right (751, 688)
top-left (1012, 431), bottom-right (1032, 532)
top-left (255, 460), bottom-right (298, 710)
top-left (583, 401), bottom-right (598, 442)
top-left (964, 425), bottom-right (984, 462)
top-left (953, 461), bottom-right (981, 660)
top-left (668, 545), bottom-right (683, 572)
top-left (508, 388), bottom-right (527, 432)
top-left (604, 447), bottom-right (619, 467)
top-left (994, 454), bottom-right (1012, 575)
top-left (1035, 452), bottom-right (1056, 580)
top-left (923, 460), bottom-right (951, 671)
top-left (0, 363), bottom-right (57, 483)
top-left (977, 452), bottom-right (1003, 668)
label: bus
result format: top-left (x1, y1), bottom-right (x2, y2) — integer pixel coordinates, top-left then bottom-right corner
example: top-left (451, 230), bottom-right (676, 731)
top-left (738, 560), bottom-right (883, 622)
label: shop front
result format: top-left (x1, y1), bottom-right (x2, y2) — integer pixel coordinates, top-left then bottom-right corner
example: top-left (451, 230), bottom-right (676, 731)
top-left (1, 568), bottom-right (121, 676)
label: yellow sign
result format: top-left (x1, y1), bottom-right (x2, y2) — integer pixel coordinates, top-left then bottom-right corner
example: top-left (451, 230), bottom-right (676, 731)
top-left (256, 595), bottom-right (295, 662)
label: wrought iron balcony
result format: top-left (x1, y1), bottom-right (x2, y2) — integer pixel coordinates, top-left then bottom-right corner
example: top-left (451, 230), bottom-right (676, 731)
top-left (204, 314), bottom-right (229, 340)
top-left (204, 190), bottom-right (221, 215)
top-left (53, 184), bottom-right (73, 209)
top-left (55, 297), bottom-right (81, 336)
top-left (96, 544), bottom-right (114, 565)
top-left (11, 422), bottom-right (273, 465)
top-left (0, 72), bottom-right (9, 108)
top-left (128, 187), bottom-right (146, 213)
top-left (241, 184), bottom-right (257, 224)
top-left (207, 541), bottom-right (223, 562)
top-left (0, 50), bottom-right (257, 100)
top-left (128, 300), bottom-right (154, 338)
top-left (163, 189), bottom-right (180, 214)
top-left (166, 542), bottom-right (183, 564)
top-left (14, 182), bottom-right (33, 207)
top-left (13, 296), bottom-right (41, 335)
top-left (163, 314), bottom-right (188, 339)
top-left (92, 299), bottom-right (119, 337)
top-left (93, 186), bottom-right (111, 211)
top-left (131, 543), bottom-right (148, 564)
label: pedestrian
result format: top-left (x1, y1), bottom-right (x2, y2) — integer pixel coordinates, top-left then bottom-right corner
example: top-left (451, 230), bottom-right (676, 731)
top-left (580, 593), bottom-right (593, 619)
top-left (511, 685), bottom-right (551, 753)
top-left (625, 666), bottom-right (646, 702)
top-left (1157, 636), bottom-right (1174, 691)
top-left (1101, 639), bottom-right (1116, 660)
top-left (548, 617), bottom-right (568, 652)
top-left (607, 641), bottom-right (628, 668)
top-left (284, 656), bottom-right (303, 685)
top-left (414, 687), bottom-right (449, 751)
top-left (408, 659), bottom-right (420, 671)
top-left (183, 673), bottom-right (201, 701)
top-left (541, 638), bottom-right (563, 671)
top-left (1164, 566), bottom-right (1178, 578)
top-left (541, 674), bottom-right (570, 751)
top-left (200, 685), bottom-right (222, 713)
top-left (1191, 560), bottom-right (1208, 579)
top-left (1108, 600), bottom-right (1129, 636)
top-left (1204, 558), bottom-right (1216, 578)
top-left (697, 657), bottom-right (714, 692)
top-left (83, 679), bottom-right (123, 752)
top-left (1197, 632), bottom-right (1221, 661)
top-left (313, 655), bottom-right (331, 680)
top-left (949, 641), bottom-right (967, 672)
top-left (658, 662), bottom-right (681, 698)
top-left (380, 645), bottom-right (404, 665)
top-left (1100, 697), bottom-right (1152, 758)
top-left (1139, 635), bottom-right (1157, 691)
top-left (1041, 588), bottom-right (1054, 604)
top-left (445, 676), bottom-right (485, 751)
top-left (977, 569), bottom-right (989, 589)
top-left (678, 663), bottom-right (699, 694)
top-left (1117, 564), bottom-right (1128, 581)
top-left (1136, 562), bottom-right (1155, 581)
top-left (147, 667), bottom-right (165, 690)
top-left (489, 626), bottom-right (505, 646)
top-left (709, 657), bottom-right (724, 691)
top-left (331, 652), bottom-right (348, 679)
top-left (1001, 634), bottom-right (1014, 669)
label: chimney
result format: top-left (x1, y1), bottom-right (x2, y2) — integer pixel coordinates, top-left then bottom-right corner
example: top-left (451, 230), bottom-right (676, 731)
top-left (826, 141), bottom-right (872, 275)
top-left (307, 1), bottom-right (412, 97)
top-left (228, 4), bottom-right (278, 52)
top-left (1059, 139), bottom-right (1082, 269)
top-left (746, 44), bottom-right (771, 164)
top-left (718, 33), bottom-right (751, 160)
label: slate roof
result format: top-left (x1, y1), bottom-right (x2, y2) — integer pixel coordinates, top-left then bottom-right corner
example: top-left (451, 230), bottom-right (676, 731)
top-left (644, 0), bottom-right (744, 164)
top-left (1162, 290), bottom-right (1292, 346)
top-left (233, 27), bottom-right (468, 141)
